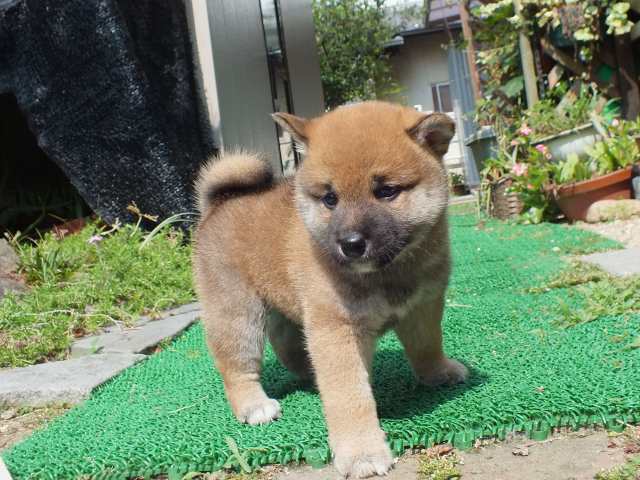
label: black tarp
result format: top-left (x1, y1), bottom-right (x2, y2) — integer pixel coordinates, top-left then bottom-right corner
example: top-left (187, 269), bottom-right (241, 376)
top-left (0, 0), bottom-right (214, 225)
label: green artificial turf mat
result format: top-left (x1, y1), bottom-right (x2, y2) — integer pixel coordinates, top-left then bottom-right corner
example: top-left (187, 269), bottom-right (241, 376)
top-left (5, 214), bottom-right (640, 479)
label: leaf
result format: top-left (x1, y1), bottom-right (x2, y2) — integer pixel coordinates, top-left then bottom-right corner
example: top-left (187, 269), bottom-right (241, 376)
top-left (225, 436), bottom-right (253, 474)
top-left (500, 76), bottom-right (524, 98)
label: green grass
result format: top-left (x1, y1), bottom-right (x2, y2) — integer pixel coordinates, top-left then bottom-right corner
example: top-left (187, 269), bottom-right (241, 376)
top-left (0, 221), bottom-right (194, 367)
top-left (525, 260), bottom-right (640, 333)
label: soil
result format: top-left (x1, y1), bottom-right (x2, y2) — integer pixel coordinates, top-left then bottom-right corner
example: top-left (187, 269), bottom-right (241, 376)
top-left (577, 216), bottom-right (640, 248)
top-left (266, 430), bottom-right (625, 480)
top-left (0, 405), bottom-right (68, 452)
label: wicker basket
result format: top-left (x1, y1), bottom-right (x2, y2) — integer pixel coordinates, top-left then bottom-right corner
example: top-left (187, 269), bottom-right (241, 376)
top-left (490, 177), bottom-right (523, 220)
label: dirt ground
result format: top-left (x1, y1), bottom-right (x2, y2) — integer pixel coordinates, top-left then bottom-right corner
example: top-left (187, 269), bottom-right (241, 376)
top-left (0, 406), bottom-right (68, 452)
top-left (577, 216), bottom-right (640, 248)
top-left (263, 431), bottom-right (625, 480)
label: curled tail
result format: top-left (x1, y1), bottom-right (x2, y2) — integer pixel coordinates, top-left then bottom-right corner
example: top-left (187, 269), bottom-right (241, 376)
top-left (195, 150), bottom-right (274, 215)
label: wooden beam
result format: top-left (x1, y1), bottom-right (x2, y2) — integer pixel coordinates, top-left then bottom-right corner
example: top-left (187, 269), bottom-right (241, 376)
top-left (458, 0), bottom-right (483, 101)
top-left (614, 33), bottom-right (640, 119)
top-left (513, 0), bottom-right (539, 107)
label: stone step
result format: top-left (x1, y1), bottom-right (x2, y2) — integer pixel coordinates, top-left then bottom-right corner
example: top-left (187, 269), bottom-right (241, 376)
top-left (0, 353), bottom-right (145, 406)
top-left (70, 303), bottom-right (201, 357)
top-left (579, 247), bottom-right (640, 277)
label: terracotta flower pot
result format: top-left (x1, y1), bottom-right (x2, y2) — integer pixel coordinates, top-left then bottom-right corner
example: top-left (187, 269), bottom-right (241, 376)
top-left (554, 166), bottom-right (634, 222)
top-left (451, 184), bottom-right (467, 196)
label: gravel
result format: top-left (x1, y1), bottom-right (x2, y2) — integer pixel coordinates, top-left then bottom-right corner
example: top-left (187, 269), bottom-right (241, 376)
top-left (577, 216), bottom-right (640, 248)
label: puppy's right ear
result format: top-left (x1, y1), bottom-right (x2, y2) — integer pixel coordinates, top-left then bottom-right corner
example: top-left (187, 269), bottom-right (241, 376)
top-left (272, 112), bottom-right (309, 153)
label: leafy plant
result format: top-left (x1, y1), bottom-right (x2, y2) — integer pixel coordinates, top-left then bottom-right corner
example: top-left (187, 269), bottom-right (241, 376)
top-left (586, 118), bottom-right (640, 175)
top-left (448, 171), bottom-right (465, 187)
top-left (556, 153), bottom-right (590, 184)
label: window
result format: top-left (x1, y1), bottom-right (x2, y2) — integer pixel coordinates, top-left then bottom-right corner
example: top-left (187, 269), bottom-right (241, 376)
top-left (431, 82), bottom-right (453, 112)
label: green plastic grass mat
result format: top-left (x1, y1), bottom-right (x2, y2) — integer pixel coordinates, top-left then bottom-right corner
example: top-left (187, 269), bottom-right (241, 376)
top-left (5, 214), bottom-right (640, 479)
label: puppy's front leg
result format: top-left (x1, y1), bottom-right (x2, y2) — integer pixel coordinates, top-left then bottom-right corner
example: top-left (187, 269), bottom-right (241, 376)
top-left (305, 305), bottom-right (393, 478)
top-left (395, 293), bottom-right (468, 386)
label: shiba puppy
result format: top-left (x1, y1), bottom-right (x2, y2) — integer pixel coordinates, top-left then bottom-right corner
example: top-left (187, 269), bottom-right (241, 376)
top-left (193, 101), bottom-right (468, 478)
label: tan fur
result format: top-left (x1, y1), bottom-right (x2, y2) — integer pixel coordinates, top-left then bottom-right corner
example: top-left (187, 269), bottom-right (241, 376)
top-left (193, 101), bottom-right (467, 478)
top-left (194, 149), bottom-right (272, 215)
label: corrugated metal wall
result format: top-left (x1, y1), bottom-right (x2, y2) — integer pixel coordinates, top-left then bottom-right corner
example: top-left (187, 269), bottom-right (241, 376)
top-left (447, 44), bottom-right (480, 186)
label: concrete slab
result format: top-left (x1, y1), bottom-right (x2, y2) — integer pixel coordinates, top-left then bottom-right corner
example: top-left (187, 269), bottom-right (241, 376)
top-left (70, 308), bottom-right (201, 357)
top-left (0, 457), bottom-right (13, 480)
top-left (579, 247), bottom-right (640, 277)
top-left (0, 353), bottom-right (145, 406)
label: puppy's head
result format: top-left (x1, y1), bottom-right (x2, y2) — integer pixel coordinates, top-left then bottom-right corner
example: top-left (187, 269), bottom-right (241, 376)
top-left (273, 101), bottom-right (453, 274)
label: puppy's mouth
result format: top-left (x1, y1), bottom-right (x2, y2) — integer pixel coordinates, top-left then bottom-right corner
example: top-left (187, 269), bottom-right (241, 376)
top-left (332, 242), bottom-right (407, 274)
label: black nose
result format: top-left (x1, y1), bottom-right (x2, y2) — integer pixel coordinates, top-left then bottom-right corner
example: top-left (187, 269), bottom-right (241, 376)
top-left (338, 232), bottom-right (367, 258)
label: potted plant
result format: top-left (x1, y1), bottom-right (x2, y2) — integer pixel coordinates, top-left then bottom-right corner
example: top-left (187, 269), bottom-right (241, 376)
top-left (534, 123), bottom-right (601, 162)
top-left (552, 118), bottom-right (640, 221)
top-left (448, 171), bottom-right (468, 196)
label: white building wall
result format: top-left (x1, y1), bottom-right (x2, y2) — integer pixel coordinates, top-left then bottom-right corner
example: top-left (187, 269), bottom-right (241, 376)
top-left (387, 32), bottom-right (465, 172)
top-left (388, 32), bottom-right (451, 111)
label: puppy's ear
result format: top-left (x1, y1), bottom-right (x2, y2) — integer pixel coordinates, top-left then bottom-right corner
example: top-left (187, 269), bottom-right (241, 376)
top-left (407, 113), bottom-right (455, 158)
top-left (272, 112), bottom-right (309, 153)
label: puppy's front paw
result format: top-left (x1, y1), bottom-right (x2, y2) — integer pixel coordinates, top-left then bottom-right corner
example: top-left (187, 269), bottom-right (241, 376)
top-left (333, 438), bottom-right (394, 478)
top-left (236, 398), bottom-right (281, 425)
top-left (418, 357), bottom-right (468, 387)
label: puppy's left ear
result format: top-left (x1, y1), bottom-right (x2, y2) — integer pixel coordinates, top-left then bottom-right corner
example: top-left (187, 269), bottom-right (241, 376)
top-left (272, 112), bottom-right (309, 152)
top-left (407, 113), bottom-right (455, 157)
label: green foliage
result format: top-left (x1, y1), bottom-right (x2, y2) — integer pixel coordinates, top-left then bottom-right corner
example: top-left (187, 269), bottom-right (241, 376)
top-left (472, 0), bottom-right (523, 128)
top-left (524, 87), bottom-right (596, 139)
top-left (586, 118), bottom-right (640, 175)
top-left (556, 153), bottom-right (590, 184)
top-left (554, 273), bottom-right (640, 328)
top-left (448, 171), bottom-right (465, 187)
top-left (0, 221), bottom-right (195, 367)
top-left (312, 0), bottom-right (399, 108)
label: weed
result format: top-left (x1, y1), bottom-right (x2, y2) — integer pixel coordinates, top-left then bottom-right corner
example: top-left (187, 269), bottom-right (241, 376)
top-left (0, 220), bottom-right (194, 367)
top-left (527, 261), bottom-right (607, 293)
top-left (528, 261), bottom-right (640, 328)
top-left (554, 275), bottom-right (640, 328)
top-left (417, 449), bottom-right (461, 480)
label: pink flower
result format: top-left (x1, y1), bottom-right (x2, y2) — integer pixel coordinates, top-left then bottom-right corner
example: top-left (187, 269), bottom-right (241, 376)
top-left (88, 234), bottom-right (103, 245)
top-left (512, 163), bottom-right (528, 176)
top-left (528, 184), bottom-right (535, 190)
top-left (510, 139), bottom-right (519, 146)
top-left (535, 144), bottom-right (548, 153)
top-left (519, 124), bottom-right (532, 136)
top-left (611, 118), bottom-right (620, 127)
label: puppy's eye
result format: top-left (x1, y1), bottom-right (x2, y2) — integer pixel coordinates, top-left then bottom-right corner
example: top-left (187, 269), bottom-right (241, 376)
top-left (321, 191), bottom-right (338, 209)
top-left (374, 185), bottom-right (400, 200)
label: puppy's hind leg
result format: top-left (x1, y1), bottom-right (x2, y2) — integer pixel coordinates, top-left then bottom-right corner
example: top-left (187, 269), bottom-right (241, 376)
top-left (267, 311), bottom-right (313, 381)
top-left (200, 284), bottom-right (281, 425)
